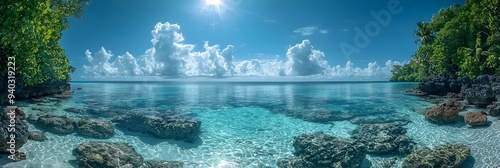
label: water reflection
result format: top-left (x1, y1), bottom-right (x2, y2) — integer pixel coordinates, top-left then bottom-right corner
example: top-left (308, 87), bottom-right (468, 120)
top-left (70, 82), bottom-right (416, 117)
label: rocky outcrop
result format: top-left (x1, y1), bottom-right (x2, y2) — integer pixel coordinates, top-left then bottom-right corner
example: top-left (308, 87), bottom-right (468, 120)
top-left (36, 115), bottom-right (76, 134)
top-left (73, 141), bottom-right (144, 168)
top-left (114, 109), bottom-right (201, 143)
top-left (415, 75), bottom-right (500, 107)
top-left (418, 76), bottom-right (464, 96)
top-left (425, 100), bottom-right (463, 124)
top-left (76, 119), bottom-right (115, 139)
top-left (487, 101), bottom-right (500, 116)
top-left (277, 132), bottom-right (366, 168)
top-left (401, 144), bottom-right (470, 168)
top-left (464, 111), bottom-right (488, 127)
top-left (350, 124), bottom-right (415, 154)
top-left (141, 160), bottom-right (184, 168)
top-left (0, 78), bottom-right (70, 104)
top-left (461, 75), bottom-right (500, 106)
top-left (0, 107), bottom-right (29, 153)
top-left (28, 131), bottom-right (48, 141)
top-left (462, 85), bottom-right (496, 106)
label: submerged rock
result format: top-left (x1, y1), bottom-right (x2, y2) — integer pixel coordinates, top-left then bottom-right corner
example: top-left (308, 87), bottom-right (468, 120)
top-left (464, 111), bottom-right (488, 127)
top-left (73, 141), bottom-right (144, 168)
top-left (76, 119), bottom-right (115, 139)
top-left (28, 131), bottom-right (48, 141)
top-left (4, 106), bottom-right (26, 120)
top-left (349, 113), bottom-right (411, 126)
top-left (425, 100), bottom-right (463, 124)
top-left (114, 110), bottom-right (201, 143)
top-left (53, 90), bottom-right (74, 98)
top-left (381, 157), bottom-right (398, 168)
top-left (0, 108), bottom-right (29, 153)
top-left (351, 124), bottom-right (415, 154)
top-left (36, 115), bottom-right (76, 134)
top-left (401, 144), bottom-right (470, 168)
top-left (277, 157), bottom-right (314, 168)
top-left (277, 132), bottom-right (366, 168)
top-left (141, 160), bottom-right (184, 168)
top-left (64, 107), bottom-right (86, 114)
top-left (273, 108), bottom-right (354, 122)
top-left (11, 151), bottom-right (27, 162)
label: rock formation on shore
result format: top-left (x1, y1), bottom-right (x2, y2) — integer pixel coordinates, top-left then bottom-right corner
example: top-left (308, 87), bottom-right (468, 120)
top-left (0, 107), bottom-right (29, 153)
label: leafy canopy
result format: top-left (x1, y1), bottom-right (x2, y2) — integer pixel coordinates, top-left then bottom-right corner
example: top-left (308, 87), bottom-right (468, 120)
top-left (391, 0), bottom-right (500, 81)
top-left (0, 0), bottom-right (89, 86)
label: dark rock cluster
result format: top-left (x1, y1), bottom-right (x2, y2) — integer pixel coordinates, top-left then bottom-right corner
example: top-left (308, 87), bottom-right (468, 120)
top-left (113, 109), bottom-right (201, 143)
top-left (401, 143), bottom-right (471, 168)
top-left (488, 101), bottom-right (500, 116)
top-left (461, 75), bottom-right (500, 107)
top-left (417, 75), bottom-right (500, 106)
top-left (418, 76), bottom-right (464, 96)
top-left (0, 79), bottom-right (70, 104)
top-left (277, 132), bottom-right (366, 168)
top-left (412, 75), bottom-right (500, 125)
top-left (0, 107), bottom-right (29, 153)
top-left (350, 123), bottom-right (415, 154)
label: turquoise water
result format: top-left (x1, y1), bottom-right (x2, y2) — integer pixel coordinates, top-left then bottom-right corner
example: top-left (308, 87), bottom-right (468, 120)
top-left (2, 82), bottom-right (500, 168)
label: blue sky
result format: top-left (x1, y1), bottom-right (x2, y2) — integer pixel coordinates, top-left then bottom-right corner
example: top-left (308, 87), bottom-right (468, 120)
top-left (61, 0), bottom-right (464, 80)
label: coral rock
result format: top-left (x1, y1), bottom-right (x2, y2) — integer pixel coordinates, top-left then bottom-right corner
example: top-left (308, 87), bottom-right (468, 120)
top-left (464, 111), bottom-right (488, 127)
top-left (425, 100), bottom-right (463, 124)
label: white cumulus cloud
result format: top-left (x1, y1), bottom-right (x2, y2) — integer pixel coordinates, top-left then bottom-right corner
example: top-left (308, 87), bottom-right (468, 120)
top-left (82, 22), bottom-right (403, 80)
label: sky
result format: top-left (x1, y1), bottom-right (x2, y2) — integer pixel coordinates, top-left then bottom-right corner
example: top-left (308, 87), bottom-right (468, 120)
top-left (60, 0), bottom-right (464, 81)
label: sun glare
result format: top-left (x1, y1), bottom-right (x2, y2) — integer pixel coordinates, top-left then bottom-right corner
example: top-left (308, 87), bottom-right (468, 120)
top-left (206, 0), bottom-right (222, 6)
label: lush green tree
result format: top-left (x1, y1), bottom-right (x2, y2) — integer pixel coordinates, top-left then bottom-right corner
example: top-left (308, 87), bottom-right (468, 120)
top-left (391, 0), bottom-right (500, 81)
top-left (0, 0), bottom-right (88, 86)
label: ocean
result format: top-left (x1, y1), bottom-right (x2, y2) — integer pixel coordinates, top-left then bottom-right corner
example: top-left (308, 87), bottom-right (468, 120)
top-left (1, 81), bottom-right (499, 168)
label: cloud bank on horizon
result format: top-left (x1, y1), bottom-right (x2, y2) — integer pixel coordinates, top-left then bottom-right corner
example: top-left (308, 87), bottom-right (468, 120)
top-left (83, 22), bottom-right (403, 80)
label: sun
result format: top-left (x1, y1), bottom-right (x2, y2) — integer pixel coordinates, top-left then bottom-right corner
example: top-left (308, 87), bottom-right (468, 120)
top-left (205, 0), bottom-right (222, 6)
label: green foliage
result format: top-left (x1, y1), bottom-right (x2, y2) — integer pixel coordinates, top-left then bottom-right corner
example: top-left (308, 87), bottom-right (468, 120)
top-left (391, 0), bottom-right (500, 81)
top-left (0, 0), bottom-right (88, 86)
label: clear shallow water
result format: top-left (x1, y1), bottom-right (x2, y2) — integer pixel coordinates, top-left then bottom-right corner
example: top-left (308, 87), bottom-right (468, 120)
top-left (1, 82), bottom-right (499, 168)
